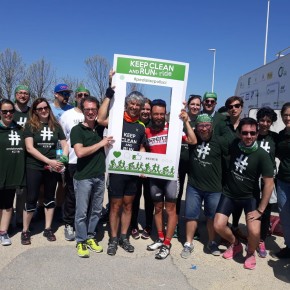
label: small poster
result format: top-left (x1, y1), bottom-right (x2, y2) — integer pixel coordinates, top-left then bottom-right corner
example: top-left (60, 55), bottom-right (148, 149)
top-left (106, 54), bottom-right (189, 180)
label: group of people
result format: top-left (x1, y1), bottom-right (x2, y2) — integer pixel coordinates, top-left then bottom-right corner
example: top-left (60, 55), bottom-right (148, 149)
top-left (0, 81), bottom-right (290, 271)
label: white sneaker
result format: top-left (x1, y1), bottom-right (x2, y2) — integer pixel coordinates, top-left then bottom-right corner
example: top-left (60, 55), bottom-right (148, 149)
top-left (155, 245), bottom-right (170, 260)
top-left (0, 233), bottom-right (12, 246)
top-left (180, 242), bottom-right (194, 259)
top-left (147, 238), bottom-right (163, 251)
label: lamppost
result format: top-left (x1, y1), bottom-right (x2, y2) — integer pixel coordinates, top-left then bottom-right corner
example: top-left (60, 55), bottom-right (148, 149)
top-left (264, 0), bottom-right (270, 65)
top-left (209, 48), bottom-right (216, 92)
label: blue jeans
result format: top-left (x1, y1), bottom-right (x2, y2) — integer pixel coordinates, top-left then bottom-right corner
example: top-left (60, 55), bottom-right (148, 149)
top-left (277, 179), bottom-right (290, 247)
top-left (74, 175), bottom-right (105, 243)
top-left (185, 184), bottom-right (221, 220)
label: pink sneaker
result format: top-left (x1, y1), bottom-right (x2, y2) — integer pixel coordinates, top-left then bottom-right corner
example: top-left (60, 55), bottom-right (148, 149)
top-left (223, 242), bottom-right (243, 259)
top-left (244, 253), bottom-right (256, 270)
top-left (257, 241), bottom-right (267, 258)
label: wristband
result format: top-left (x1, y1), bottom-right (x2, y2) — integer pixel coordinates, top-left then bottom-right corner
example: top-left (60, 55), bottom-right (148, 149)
top-left (105, 87), bottom-right (115, 99)
top-left (257, 208), bottom-right (264, 215)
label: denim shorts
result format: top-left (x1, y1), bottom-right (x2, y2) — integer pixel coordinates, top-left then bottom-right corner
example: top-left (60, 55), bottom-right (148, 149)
top-left (184, 184), bottom-right (221, 220)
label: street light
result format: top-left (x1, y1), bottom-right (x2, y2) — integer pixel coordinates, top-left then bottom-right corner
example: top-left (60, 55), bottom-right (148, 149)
top-left (264, 0), bottom-right (270, 65)
top-left (209, 48), bottom-right (216, 92)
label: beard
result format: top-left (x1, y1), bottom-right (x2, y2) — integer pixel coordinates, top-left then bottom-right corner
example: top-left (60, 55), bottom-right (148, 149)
top-left (151, 119), bottom-right (165, 131)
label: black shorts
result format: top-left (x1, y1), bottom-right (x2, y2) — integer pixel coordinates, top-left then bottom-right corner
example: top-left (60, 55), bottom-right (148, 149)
top-left (150, 178), bottom-right (178, 203)
top-left (0, 189), bottom-right (16, 209)
top-left (216, 194), bottom-right (259, 217)
top-left (108, 174), bottom-right (138, 198)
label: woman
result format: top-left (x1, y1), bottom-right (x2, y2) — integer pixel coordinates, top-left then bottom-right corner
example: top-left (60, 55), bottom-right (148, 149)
top-left (256, 107), bottom-right (278, 258)
top-left (21, 98), bottom-right (68, 245)
top-left (175, 95), bottom-right (201, 238)
top-left (0, 99), bottom-right (26, 246)
top-left (131, 98), bottom-right (154, 239)
top-left (275, 102), bottom-right (290, 258)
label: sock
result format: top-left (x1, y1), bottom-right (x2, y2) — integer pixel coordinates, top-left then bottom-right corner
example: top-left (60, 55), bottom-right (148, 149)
top-left (0, 231), bottom-right (6, 235)
top-left (158, 231), bottom-right (164, 240)
top-left (164, 237), bottom-right (171, 247)
top-left (120, 233), bottom-right (127, 240)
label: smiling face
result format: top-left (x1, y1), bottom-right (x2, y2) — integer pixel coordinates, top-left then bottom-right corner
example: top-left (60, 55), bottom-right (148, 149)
top-left (258, 116), bottom-right (272, 134)
top-left (188, 97), bottom-right (201, 116)
top-left (15, 90), bottom-right (30, 105)
top-left (202, 98), bottom-right (216, 114)
top-left (140, 102), bottom-right (151, 123)
top-left (227, 100), bottom-right (242, 118)
top-left (35, 101), bottom-right (50, 122)
top-left (0, 103), bottom-right (15, 126)
top-left (196, 122), bottom-right (213, 141)
top-left (151, 105), bottom-right (166, 130)
top-left (239, 124), bottom-right (258, 147)
top-left (126, 100), bottom-right (142, 118)
top-left (83, 100), bottom-right (98, 122)
top-left (282, 107), bottom-right (290, 129)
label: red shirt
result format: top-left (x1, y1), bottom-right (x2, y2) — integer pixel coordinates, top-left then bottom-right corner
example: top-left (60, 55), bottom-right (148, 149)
top-left (145, 123), bottom-right (169, 154)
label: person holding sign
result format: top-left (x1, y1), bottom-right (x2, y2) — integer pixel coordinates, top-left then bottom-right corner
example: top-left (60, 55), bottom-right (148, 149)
top-left (98, 88), bottom-right (146, 256)
top-left (146, 99), bottom-right (197, 260)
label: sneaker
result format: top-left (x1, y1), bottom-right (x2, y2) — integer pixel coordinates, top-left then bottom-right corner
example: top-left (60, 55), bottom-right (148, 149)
top-left (131, 228), bottom-right (140, 240)
top-left (231, 227), bottom-right (247, 243)
top-left (273, 246), bottom-right (290, 259)
top-left (107, 238), bottom-right (118, 256)
top-left (147, 238), bottom-right (164, 251)
top-left (180, 242), bottom-right (194, 259)
top-left (172, 225), bottom-right (179, 238)
top-left (86, 238), bottom-right (103, 253)
top-left (43, 228), bottom-right (56, 242)
top-left (257, 241), bottom-right (267, 258)
top-left (0, 233), bottom-right (12, 246)
top-left (141, 227), bottom-right (151, 240)
top-left (244, 253), bottom-right (256, 270)
top-left (207, 241), bottom-right (221, 256)
top-left (155, 244), bottom-right (170, 260)
top-left (64, 225), bottom-right (75, 241)
top-left (119, 238), bottom-right (134, 253)
top-left (77, 242), bottom-right (90, 258)
top-left (21, 231), bottom-right (31, 245)
top-left (223, 242), bottom-right (243, 259)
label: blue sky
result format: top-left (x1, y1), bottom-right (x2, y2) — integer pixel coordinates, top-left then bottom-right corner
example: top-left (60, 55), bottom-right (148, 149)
top-left (1, 0), bottom-right (289, 109)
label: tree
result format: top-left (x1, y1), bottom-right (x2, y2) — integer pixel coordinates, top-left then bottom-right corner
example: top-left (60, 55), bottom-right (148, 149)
top-left (85, 55), bottom-right (111, 102)
top-left (26, 58), bottom-right (55, 101)
top-left (0, 48), bottom-right (25, 99)
top-left (59, 75), bottom-right (84, 93)
top-left (126, 82), bottom-right (144, 94)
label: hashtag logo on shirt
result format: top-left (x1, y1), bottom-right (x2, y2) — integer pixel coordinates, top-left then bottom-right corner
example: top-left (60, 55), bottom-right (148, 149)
top-left (8, 130), bottom-right (21, 146)
top-left (260, 140), bottom-right (271, 153)
top-left (234, 154), bottom-right (248, 173)
top-left (197, 142), bottom-right (211, 159)
top-left (40, 127), bottom-right (53, 141)
top-left (17, 117), bottom-right (27, 127)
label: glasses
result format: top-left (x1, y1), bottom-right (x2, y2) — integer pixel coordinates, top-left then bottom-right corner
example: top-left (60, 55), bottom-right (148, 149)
top-left (77, 93), bottom-right (89, 98)
top-left (1, 109), bottom-right (15, 114)
top-left (241, 131), bottom-right (257, 136)
top-left (83, 108), bottom-right (98, 113)
top-left (228, 104), bottom-right (241, 110)
top-left (35, 106), bottom-right (49, 112)
top-left (205, 99), bottom-right (215, 105)
top-left (282, 114), bottom-right (290, 118)
top-left (58, 91), bottom-right (71, 97)
top-left (17, 92), bottom-right (29, 96)
top-left (197, 123), bottom-right (212, 129)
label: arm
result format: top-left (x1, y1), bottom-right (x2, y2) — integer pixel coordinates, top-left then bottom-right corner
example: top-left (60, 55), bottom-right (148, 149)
top-left (60, 139), bottom-right (69, 157)
top-left (98, 87), bottom-right (115, 127)
top-left (74, 136), bottom-right (114, 159)
top-left (179, 110), bottom-right (197, 145)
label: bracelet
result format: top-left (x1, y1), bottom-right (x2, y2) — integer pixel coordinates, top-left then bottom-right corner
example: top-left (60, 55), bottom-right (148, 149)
top-left (257, 208), bottom-right (264, 215)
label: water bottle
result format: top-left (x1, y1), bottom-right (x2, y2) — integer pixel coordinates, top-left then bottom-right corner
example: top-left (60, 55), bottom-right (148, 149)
top-left (56, 140), bottom-right (63, 160)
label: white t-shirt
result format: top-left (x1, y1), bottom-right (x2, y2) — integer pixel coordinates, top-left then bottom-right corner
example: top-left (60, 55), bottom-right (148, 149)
top-left (59, 108), bottom-right (84, 164)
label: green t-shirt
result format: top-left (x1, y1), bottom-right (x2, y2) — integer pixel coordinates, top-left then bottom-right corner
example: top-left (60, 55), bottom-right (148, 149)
top-left (23, 123), bottom-right (66, 170)
top-left (276, 129), bottom-right (290, 183)
top-left (218, 116), bottom-right (239, 143)
top-left (0, 122), bottom-right (26, 189)
top-left (70, 123), bottom-right (105, 180)
top-left (188, 134), bottom-right (229, 192)
top-left (180, 120), bottom-right (196, 165)
top-left (223, 139), bottom-right (274, 199)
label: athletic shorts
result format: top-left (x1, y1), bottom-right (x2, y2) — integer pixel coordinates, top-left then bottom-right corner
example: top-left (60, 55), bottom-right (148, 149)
top-left (149, 178), bottom-right (179, 203)
top-left (216, 194), bottom-right (259, 217)
top-left (108, 174), bottom-right (138, 198)
top-left (0, 189), bottom-right (16, 209)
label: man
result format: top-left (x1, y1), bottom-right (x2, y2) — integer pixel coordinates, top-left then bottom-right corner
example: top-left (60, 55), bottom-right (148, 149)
top-left (13, 85), bottom-right (31, 227)
top-left (180, 114), bottom-right (228, 259)
top-left (214, 118), bottom-right (274, 270)
top-left (201, 92), bottom-right (226, 133)
top-left (50, 84), bottom-right (73, 120)
top-left (59, 86), bottom-right (90, 241)
top-left (70, 96), bottom-right (112, 258)
top-left (145, 99), bottom-right (196, 260)
top-left (98, 88), bottom-right (146, 256)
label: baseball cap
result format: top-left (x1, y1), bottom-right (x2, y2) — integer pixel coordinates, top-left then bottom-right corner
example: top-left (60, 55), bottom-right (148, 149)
top-left (15, 85), bottom-right (30, 94)
top-left (203, 92), bottom-right (217, 101)
top-left (75, 86), bottom-right (90, 95)
top-left (54, 83), bottom-right (73, 93)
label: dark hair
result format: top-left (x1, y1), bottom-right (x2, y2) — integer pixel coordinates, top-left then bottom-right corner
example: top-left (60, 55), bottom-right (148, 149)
top-left (237, 117), bottom-right (258, 132)
top-left (281, 102), bottom-right (290, 116)
top-left (143, 98), bottom-right (152, 107)
top-left (218, 106), bottom-right (228, 114)
top-left (0, 98), bottom-right (15, 110)
top-left (187, 95), bottom-right (201, 107)
top-left (80, 96), bottom-right (100, 111)
top-left (151, 99), bottom-right (166, 109)
top-left (225, 96), bottom-right (244, 109)
top-left (256, 107), bottom-right (277, 123)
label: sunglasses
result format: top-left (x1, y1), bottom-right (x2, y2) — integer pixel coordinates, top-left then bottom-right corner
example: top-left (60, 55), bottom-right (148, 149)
top-left (35, 106), bottom-right (49, 112)
top-left (241, 131), bottom-right (257, 136)
top-left (1, 109), bottom-right (15, 114)
top-left (58, 91), bottom-right (71, 97)
top-left (77, 93), bottom-right (89, 98)
top-left (205, 99), bottom-right (215, 105)
top-left (228, 104), bottom-right (241, 110)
